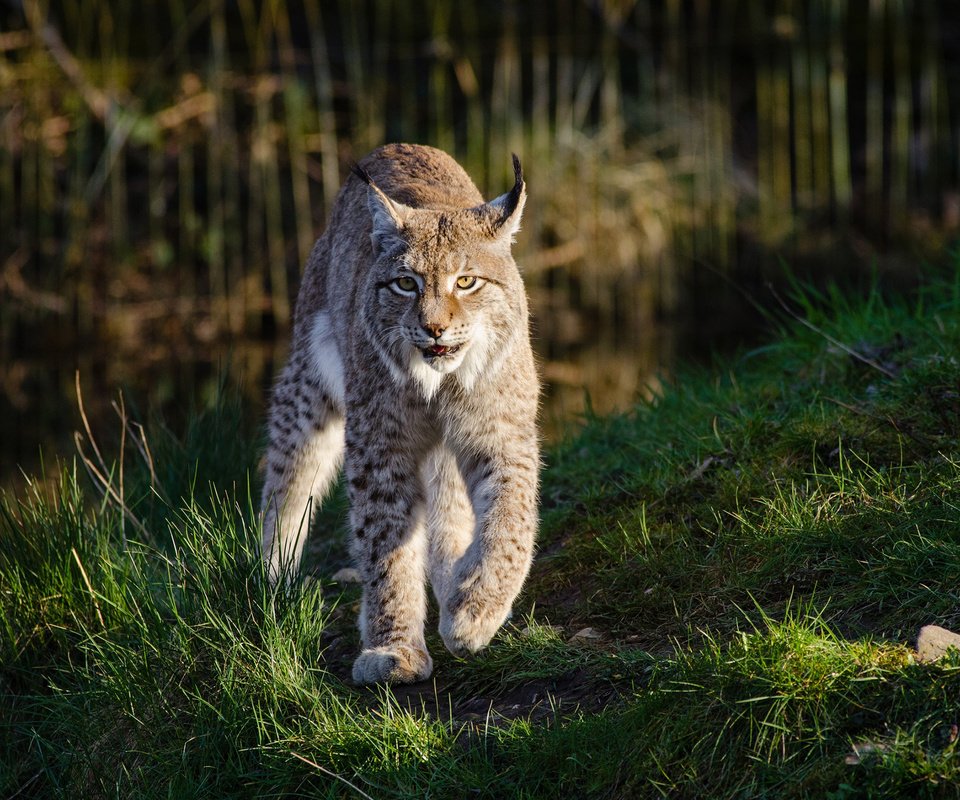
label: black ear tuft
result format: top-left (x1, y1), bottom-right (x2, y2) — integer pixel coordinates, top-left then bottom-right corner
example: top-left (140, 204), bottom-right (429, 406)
top-left (351, 163), bottom-right (374, 185)
top-left (505, 154), bottom-right (524, 215)
top-left (471, 154), bottom-right (527, 240)
top-left (492, 154), bottom-right (526, 235)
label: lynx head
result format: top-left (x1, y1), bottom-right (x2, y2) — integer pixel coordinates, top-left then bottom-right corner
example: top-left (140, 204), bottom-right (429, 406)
top-left (355, 156), bottom-right (528, 399)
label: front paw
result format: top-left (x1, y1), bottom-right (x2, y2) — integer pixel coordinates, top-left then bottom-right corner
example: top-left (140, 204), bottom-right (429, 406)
top-left (351, 645), bottom-right (433, 685)
top-left (439, 593), bottom-right (511, 657)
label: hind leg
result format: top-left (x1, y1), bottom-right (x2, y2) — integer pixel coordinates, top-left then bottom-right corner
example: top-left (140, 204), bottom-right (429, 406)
top-left (261, 313), bottom-right (345, 583)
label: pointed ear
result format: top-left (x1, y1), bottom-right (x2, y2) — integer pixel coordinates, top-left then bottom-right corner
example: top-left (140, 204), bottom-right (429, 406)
top-left (476, 154), bottom-right (526, 243)
top-left (352, 164), bottom-right (411, 252)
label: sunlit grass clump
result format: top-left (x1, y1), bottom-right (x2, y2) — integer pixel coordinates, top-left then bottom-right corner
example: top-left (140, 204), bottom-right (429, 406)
top-left (5, 264), bottom-right (960, 797)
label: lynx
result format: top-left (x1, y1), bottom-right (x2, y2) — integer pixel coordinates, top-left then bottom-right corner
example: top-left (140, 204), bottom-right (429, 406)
top-left (260, 143), bottom-right (540, 685)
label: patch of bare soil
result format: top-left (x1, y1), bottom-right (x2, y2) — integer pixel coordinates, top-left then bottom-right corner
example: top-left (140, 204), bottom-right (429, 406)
top-left (316, 601), bottom-right (628, 733)
top-left (384, 666), bottom-right (625, 730)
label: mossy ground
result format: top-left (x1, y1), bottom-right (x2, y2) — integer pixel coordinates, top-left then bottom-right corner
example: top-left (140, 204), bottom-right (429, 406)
top-left (4, 264), bottom-right (960, 798)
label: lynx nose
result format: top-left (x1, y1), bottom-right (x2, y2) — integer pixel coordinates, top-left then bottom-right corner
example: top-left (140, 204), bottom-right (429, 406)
top-left (422, 322), bottom-right (445, 340)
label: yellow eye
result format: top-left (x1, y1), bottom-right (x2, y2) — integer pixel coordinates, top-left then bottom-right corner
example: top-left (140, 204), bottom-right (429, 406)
top-left (395, 276), bottom-right (418, 292)
top-left (456, 275), bottom-right (477, 290)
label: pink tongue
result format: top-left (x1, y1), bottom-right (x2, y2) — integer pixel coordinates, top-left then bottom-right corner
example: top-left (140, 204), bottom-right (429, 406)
top-left (429, 345), bottom-right (447, 355)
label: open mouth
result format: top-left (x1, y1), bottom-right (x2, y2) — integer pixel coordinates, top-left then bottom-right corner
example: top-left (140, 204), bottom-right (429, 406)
top-left (422, 343), bottom-right (462, 359)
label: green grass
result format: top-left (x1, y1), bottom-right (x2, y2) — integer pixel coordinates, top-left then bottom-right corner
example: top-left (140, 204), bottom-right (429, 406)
top-left (5, 263), bottom-right (960, 798)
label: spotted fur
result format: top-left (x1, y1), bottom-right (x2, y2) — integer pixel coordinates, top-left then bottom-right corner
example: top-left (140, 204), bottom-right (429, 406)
top-left (260, 144), bottom-right (540, 685)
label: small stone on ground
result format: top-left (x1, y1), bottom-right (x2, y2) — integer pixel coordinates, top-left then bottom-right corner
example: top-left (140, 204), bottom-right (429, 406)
top-left (332, 567), bottom-right (361, 584)
top-left (916, 625), bottom-right (960, 662)
top-left (568, 627), bottom-right (605, 646)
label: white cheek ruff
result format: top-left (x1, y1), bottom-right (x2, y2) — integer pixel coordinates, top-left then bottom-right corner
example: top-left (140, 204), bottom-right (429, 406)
top-left (454, 327), bottom-right (493, 392)
top-left (408, 351), bottom-right (447, 401)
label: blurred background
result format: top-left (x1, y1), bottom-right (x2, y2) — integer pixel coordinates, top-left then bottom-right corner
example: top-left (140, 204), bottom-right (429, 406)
top-left (2, 0), bottom-right (959, 489)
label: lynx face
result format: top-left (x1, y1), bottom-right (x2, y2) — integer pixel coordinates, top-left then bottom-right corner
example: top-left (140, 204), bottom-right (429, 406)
top-left (358, 163), bottom-right (526, 397)
top-left (384, 260), bottom-right (482, 372)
